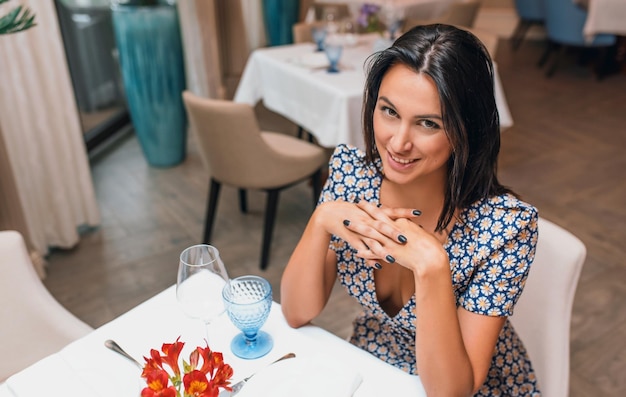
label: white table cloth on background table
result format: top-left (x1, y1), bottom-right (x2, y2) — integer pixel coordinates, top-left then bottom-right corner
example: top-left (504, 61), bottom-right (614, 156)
top-left (3, 285), bottom-right (426, 397)
top-left (234, 37), bottom-right (513, 149)
top-left (578, 0), bottom-right (626, 40)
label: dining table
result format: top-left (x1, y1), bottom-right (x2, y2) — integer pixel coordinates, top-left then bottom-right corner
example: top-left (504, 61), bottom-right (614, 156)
top-left (234, 34), bottom-right (514, 150)
top-left (576, 0), bottom-right (626, 40)
top-left (1, 284), bottom-right (426, 396)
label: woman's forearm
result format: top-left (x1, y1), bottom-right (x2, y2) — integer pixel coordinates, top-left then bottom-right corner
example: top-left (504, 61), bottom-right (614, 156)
top-left (414, 270), bottom-right (475, 397)
top-left (280, 209), bottom-right (337, 328)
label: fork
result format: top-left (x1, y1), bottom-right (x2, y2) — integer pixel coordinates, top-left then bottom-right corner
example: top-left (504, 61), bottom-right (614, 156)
top-left (228, 352), bottom-right (296, 396)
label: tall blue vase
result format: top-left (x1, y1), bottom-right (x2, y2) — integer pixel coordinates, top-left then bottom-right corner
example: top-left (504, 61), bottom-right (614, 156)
top-left (262, 0), bottom-right (300, 46)
top-left (112, 4), bottom-right (187, 167)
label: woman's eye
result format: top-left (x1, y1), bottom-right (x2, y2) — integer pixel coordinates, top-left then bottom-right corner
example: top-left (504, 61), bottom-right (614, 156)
top-left (419, 119), bottom-right (441, 129)
top-left (381, 106), bottom-right (398, 118)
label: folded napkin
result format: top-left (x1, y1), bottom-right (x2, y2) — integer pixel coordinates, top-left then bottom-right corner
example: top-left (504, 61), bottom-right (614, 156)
top-left (236, 353), bottom-right (362, 397)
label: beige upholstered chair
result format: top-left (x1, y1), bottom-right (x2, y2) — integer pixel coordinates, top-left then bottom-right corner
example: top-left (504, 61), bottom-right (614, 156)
top-left (509, 217), bottom-right (586, 397)
top-left (292, 20), bottom-right (328, 44)
top-left (403, 0), bottom-right (481, 31)
top-left (182, 91), bottom-right (328, 270)
top-left (311, 2), bottom-right (351, 22)
top-left (0, 230), bottom-right (92, 382)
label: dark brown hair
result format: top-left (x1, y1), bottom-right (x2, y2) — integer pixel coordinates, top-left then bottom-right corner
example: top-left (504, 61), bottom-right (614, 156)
top-left (362, 24), bottom-right (514, 231)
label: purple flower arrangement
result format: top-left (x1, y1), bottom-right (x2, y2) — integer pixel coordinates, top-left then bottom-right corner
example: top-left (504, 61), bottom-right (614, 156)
top-left (357, 3), bottom-right (383, 33)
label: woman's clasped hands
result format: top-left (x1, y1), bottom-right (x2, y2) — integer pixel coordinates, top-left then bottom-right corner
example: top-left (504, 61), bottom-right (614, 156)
top-left (320, 200), bottom-right (447, 274)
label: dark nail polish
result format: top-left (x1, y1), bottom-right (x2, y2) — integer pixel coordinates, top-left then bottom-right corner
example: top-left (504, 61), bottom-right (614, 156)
top-left (376, 202), bottom-right (382, 208)
top-left (343, 219), bottom-right (350, 227)
top-left (398, 234), bottom-right (407, 243)
top-left (385, 255), bottom-right (395, 263)
top-left (374, 262), bottom-right (382, 270)
top-left (412, 209), bottom-right (422, 216)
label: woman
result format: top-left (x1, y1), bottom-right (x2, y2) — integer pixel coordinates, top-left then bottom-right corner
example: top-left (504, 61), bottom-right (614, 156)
top-left (281, 24), bottom-right (540, 396)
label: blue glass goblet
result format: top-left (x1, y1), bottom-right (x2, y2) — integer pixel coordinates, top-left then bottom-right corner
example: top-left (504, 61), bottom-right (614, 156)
top-left (311, 26), bottom-right (327, 52)
top-left (324, 43), bottom-right (343, 73)
top-left (222, 275), bottom-right (273, 359)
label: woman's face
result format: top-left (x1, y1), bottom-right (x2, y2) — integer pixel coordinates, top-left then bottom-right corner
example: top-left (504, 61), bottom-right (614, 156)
top-left (373, 63), bottom-right (452, 186)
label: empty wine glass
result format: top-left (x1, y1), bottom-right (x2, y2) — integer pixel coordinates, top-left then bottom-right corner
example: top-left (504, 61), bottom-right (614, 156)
top-left (222, 275), bottom-right (273, 359)
top-left (324, 43), bottom-right (343, 73)
top-left (311, 25), bottom-right (327, 52)
top-left (176, 244), bottom-right (229, 341)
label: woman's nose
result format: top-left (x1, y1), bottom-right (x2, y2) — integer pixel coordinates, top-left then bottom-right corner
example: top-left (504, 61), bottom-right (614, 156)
top-left (390, 123), bottom-right (413, 152)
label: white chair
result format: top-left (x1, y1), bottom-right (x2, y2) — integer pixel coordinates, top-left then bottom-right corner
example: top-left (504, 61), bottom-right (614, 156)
top-left (509, 217), bottom-right (586, 397)
top-left (0, 231), bottom-right (92, 382)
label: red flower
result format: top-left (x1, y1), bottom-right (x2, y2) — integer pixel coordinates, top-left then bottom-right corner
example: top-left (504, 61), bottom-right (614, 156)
top-left (141, 369), bottom-right (177, 397)
top-left (161, 337), bottom-right (185, 376)
top-left (183, 370), bottom-right (220, 397)
top-left (141, 338), bottom-right (233, 397)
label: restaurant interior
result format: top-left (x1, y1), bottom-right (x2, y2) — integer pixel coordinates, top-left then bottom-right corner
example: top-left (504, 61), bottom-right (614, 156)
top-left (0, 0), bottom-right (625, 396)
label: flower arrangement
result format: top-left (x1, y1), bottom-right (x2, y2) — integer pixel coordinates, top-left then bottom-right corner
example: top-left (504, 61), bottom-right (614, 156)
top-left (141, 337), bottom-right (234, 397)
top-left (356, 3), bottom-right (383, 34)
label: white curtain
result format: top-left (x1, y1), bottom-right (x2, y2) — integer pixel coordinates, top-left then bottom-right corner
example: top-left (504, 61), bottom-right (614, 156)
top-left (0, 0), bottom-right (100, 275)
top-left (240, 0), bottom-right (267, 51)
top-left (178, 0), bottom-right (225, 98)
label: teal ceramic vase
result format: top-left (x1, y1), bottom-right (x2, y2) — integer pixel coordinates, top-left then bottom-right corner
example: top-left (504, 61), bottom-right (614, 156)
top-left (262, 0), bottom-right (300, 46)
top-left (111, 3), bottom-right (187, 167)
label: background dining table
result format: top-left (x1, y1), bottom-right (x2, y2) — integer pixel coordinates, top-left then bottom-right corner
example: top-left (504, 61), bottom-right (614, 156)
top-left (1, 284), bottom-right (426, 396)
top-left (575, 0), bottom-right (626, 40)
top-left (234, 34), bottom-right (514, 149)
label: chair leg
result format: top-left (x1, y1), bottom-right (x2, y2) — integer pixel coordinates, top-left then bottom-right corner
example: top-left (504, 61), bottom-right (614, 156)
top-left (538, 41), bottom-right (555, 67)
top-left (593, 46), bottom-right (612, 80)
top-left (297, 125), bottom-right (304, 139)
top-left (311, 169), bottom-right (322, 207)
top-left (260, 189), bottom-right (280, 270)
top-left (203, 179), bottom-right (221, 244)
top-left (546, 45), bottom-right (566, 77)
top-left (238, 189), bottom-right (247, 213)
top-left (511, 21), bottom-right (530, 51)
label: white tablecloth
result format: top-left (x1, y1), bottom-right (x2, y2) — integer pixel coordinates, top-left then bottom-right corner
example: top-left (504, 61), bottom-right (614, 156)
top-left (234, 37), bottom-right (513, 149)
top-left (582, 0), bottom-right (626, 39)
top-left (4, 285), bottom-right (426, 396)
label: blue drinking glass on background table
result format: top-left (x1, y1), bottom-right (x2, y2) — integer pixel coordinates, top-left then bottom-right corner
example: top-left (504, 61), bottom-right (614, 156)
top-left (311, 26), bottom-right (327, 51)
top-left (223, 275), bottom-right (273, 359)
top-left (324, 43), bottom-right (343, 73)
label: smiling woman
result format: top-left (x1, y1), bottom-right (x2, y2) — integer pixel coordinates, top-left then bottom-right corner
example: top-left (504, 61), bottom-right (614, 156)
top-left (281, 24), bottom-right (541, 396)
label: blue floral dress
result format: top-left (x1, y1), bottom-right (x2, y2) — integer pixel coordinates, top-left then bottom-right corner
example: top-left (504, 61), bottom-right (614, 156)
top-left (319, 144), bottom-right (541, 396)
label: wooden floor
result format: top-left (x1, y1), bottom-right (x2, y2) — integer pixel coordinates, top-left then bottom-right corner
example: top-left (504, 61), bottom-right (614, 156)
top-left (43, 37), bottom-right (626, 396)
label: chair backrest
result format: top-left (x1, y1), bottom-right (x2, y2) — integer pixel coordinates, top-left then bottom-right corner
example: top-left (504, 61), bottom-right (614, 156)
top-left (543, 0), bottom-right (615, 46)
top-left (293, 20), bottom-right (327, 44)
top-left (509, 217), bottom-right (586, 397)
top-left (514, 0), bottom-right (545, 21)
top-left (0, 231), bottom-right (92, 381)
top-left (312, 2), bottom-right (350, 22)
top-left (444, 0), bottom-right (481, 27)
top-left (403, 0), bottom-right (481, 30)
top-left (182, 91), bottom-right (292, 189)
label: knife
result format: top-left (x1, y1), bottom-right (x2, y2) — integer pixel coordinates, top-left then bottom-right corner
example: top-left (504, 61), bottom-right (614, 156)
top-left (219, 352), bottom-right (296, 396)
